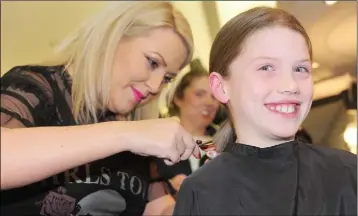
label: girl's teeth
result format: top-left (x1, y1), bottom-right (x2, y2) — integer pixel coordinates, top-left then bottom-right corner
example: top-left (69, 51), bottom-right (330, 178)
top-left (201, 110), bottom-right (209, 116)
top-left (268, 104), bottom-right (296, 114)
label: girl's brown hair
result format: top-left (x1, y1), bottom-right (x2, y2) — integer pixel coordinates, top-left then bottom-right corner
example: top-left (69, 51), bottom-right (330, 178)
top-left (210, 7), bottom-right (312, 151)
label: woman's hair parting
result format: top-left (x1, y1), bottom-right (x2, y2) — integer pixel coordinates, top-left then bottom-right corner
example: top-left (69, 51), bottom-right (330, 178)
top-left (210, 6), bottom-right (312, 151)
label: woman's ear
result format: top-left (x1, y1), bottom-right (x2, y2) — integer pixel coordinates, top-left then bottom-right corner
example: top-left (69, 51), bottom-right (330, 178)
top-left (173, 96), bottom-right (182, 108)
top-left (209, 72), bottom-right (229, 104)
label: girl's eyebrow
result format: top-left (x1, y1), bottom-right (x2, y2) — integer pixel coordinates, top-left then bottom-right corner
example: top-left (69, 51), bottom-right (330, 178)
top-left (250, 57), bottom-right (311, 64)
top-left (250, 56), bottom-right (280, 64)
top-left (297, 59), bottom-right (311, 63)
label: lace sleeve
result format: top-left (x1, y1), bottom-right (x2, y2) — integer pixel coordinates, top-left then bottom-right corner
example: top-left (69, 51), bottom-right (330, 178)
top-left (1, 66), bottom-right (54, 128)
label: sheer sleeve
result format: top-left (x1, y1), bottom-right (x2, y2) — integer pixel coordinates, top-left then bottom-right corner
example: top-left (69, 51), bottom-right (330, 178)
top-left (1, 66), bottom-right (54, 128)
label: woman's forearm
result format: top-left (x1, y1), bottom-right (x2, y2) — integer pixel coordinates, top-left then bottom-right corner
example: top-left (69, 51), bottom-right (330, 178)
top-left (143, 195), bottom-right (176, 216)
top-left (1, 121), bottom-right (130, 190)
top-left (162, 202), bottom-right (176, 215)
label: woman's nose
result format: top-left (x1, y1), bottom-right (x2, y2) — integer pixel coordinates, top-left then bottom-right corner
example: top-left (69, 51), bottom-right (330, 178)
top-left (145, 73), bottom-right (164, 94)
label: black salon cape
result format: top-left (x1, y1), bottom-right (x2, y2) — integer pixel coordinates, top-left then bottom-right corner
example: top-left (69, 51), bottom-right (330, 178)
top-left (173, 140), bottom-right (357, 216)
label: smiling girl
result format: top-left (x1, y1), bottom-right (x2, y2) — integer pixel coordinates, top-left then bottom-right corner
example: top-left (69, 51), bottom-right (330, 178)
top-left (173, 6), bottom-right (357, 216)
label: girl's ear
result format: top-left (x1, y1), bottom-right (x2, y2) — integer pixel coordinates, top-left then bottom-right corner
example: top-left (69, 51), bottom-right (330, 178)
top-left (209, 72), bottom-right (229, 104)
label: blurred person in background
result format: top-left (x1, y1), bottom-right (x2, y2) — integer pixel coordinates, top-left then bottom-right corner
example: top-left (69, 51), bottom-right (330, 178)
top-left (153, 59), bottom-right (220, 203)
top-left (0, 2), bottom-right (200, 216)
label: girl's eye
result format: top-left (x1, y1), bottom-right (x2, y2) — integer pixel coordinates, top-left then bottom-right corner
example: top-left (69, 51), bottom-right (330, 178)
top-left (294, 66), bottom-right (309, 73)
top-left (146, 56), bottom-right (159, 69)
top-left (259, 65), bottom-right (274, 71)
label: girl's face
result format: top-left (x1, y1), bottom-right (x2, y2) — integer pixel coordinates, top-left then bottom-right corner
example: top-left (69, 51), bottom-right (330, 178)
top-left (211, 26), bottom-right (313, 146)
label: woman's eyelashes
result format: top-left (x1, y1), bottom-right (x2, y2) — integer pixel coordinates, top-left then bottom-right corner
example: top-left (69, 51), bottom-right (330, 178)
top-left (146, 56), bottom-right (159, 70)
top-left (162, 76), bottom-right (173, 84)
top-left (144, 55), bottom-right (174, 84)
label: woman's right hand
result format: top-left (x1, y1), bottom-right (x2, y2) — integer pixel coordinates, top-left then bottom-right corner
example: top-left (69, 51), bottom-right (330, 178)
top-left (123, 117), bottom-right (200, 165)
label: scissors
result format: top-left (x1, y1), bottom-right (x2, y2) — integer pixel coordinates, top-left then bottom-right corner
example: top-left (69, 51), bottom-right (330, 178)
top-left (196, 140), bottom-right (218, 159)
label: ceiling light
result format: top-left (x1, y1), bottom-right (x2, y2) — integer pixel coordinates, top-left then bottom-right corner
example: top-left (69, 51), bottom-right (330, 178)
top-left (312, 62), bottom-right (320, 69)
top-left (216, 1), bottom-right (277, 26)
top-left (344, 123), bottom-right (357, 154)
top-left (343, 110), bottom-right (357, 154)
top-left (325, 1), bottom-right (337, 5)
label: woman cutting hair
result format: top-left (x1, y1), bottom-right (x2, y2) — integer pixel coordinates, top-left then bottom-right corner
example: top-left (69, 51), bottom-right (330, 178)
top-left (1, 2), bottom-right (199, 215)
top-left (174, 6), bottom-right (356, 215)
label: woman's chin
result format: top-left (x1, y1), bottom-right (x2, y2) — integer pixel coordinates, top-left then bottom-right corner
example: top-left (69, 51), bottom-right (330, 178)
top-left (111, 104), bottom-right (135, 117)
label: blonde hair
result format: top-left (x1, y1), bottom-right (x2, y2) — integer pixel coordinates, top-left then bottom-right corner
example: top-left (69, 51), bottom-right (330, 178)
top-left (48, 1), bottom-right (193, 123)
top-left (210, 7), bottom-right (312, 152)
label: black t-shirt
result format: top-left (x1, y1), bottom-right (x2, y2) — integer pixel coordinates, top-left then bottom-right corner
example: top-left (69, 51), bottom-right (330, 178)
top-left (1, 65), bottom-right (151, 216)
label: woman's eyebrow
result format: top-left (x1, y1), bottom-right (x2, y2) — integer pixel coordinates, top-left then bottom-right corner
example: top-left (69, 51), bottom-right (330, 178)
top-left (150, 51), bottom-right (167, 67)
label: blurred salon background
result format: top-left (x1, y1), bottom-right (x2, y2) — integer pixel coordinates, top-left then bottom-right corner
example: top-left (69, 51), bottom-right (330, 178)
top-left (1, 1), bottom-right (357, 154)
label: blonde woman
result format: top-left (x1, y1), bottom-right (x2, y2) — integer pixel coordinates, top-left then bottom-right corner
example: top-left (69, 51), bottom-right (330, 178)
top-left (1, 2), bottom-right (199, 215)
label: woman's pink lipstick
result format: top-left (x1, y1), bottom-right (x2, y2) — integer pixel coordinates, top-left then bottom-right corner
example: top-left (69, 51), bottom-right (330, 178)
top-left (131, 87), bottom-right (145, 103)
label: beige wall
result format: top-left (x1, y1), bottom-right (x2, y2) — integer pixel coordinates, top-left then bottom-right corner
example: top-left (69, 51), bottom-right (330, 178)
top-left (1, 1), bottom-right (212, 74)
top-left (172, 1), bottom-right (212, 70)
top-left (1, 1), bottom-right (109, 74)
